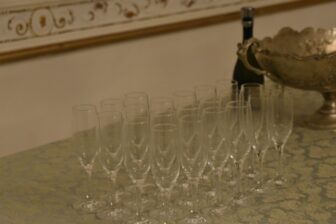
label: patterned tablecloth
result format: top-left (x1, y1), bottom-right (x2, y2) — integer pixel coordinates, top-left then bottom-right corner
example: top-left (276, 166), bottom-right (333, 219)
top-left (0, 90), bottom-right (335, 224)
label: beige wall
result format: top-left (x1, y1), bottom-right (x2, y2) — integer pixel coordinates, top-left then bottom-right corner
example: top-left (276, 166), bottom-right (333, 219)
top-left (1, 2), bottom-right (336, 157)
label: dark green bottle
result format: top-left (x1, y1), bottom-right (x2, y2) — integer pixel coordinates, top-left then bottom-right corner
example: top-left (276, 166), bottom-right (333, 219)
top-left (233, 7), bottom-right (264, 88)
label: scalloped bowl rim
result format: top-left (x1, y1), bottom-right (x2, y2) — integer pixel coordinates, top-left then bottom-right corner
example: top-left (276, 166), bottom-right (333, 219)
top-left (254, 27), bottom-right (336, 60)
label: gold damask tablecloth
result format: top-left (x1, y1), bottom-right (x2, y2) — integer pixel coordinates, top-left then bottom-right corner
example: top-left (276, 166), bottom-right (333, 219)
top-left (0, 90), bottom-right (335, 224)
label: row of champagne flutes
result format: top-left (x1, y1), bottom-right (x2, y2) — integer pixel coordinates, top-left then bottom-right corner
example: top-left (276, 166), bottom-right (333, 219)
top-left (71, 80), bottom-right (293, 223)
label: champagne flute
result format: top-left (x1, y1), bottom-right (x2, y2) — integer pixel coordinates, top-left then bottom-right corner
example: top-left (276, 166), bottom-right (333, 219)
top-left (240, 83), bottom-right (264, 179)
top-left (72, 104), bottom-right (105, 213)
top-left (225, 101), bottom-right (252, 205)
top-left (194, 85), bottom-right (217, 189)
top-left (177, 107), bottom-right (209, 224)
top-left (172, 91), bottom-right (197, 209)
top-left (123, 103), bottom-right (155, 224)
top-left (268, 91), bottom-right (294, 186)
top-left (252, 96), bottom-right (272, 193)
top-left (149, 96), bottom-right (177, 199)
top-left (96, 111), bottom-right (130, 221)
top-left (150, 110), bottom-right (180, 223)
top-left (201, 105), bottom-right (230, 216)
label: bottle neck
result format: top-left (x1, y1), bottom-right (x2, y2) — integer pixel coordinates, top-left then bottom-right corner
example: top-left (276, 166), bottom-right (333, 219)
top-left (242, 18), bottom-right (253, 41)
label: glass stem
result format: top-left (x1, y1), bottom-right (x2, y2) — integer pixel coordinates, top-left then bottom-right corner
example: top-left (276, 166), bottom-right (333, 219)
top-left (85, 168), bottom-right (93, 201)
top-left (190, 178), bottom-right (200, 214)
top-left (214, 169), bottom-right (223, 205)
top-left (231, 161), bottom-right (242, 201)
top-left (236, 163), bottom-right (242, 197)
top-left (161, 189), bottom-right (172, 222)
top-left (249, 146), bottom-right (256, 177)
top-left (275, 143), bottom-right (284, 183)
top-left (109, 173), bottom-right (118, 206)
top-left (135, 180), bottom-right (145, 220)
top-left (256, 153), bottom-right (264, 189)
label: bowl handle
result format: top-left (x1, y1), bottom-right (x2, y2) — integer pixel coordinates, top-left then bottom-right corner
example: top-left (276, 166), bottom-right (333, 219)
top-left (237, 38), bottom-right (268, 76)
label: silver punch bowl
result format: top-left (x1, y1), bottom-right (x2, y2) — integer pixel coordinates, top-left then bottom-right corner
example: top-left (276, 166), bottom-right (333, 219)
top-left (238, 27), bottom-right (336, 130)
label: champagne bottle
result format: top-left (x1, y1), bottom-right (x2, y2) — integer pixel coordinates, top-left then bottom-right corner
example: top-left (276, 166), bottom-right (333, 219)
top-left (233, 7), bottom-right (264, 88)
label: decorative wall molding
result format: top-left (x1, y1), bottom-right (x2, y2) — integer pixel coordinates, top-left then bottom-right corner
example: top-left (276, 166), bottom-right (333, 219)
top-left (0, 0), bottom-right (333, 62)
top-left (1, 0), bottom-right (253, 43)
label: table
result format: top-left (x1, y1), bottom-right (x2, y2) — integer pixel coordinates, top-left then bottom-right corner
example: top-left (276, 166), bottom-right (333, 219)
top-left (0, 90), bottom-right (335, 224)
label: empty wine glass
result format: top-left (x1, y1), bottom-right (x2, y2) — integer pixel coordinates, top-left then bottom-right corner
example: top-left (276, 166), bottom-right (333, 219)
top-left (201, 105), bottom-right (230, 216)
top-left (177, 107), bottom-right (209, 224)
top-left (268, 90), bottom-right (294, 186)
top-left (96, 111), bottom-right (130, 221)
top-left (72, 104), bottom-right (105, 213)
top-left (195, 85), bottom-right (218, 189)
top-left (172, 91), bottom-right (198, 209)
top-left (150, 110), bottom-right (180, 223)
top-left (123, 103), bottom-right (155, 224)
top-left (252, 96), bottom-right (272, 193)
top-left (240, 83), bottom-right (264, 179)
top-left (225, 100), bottom-right (252, 206)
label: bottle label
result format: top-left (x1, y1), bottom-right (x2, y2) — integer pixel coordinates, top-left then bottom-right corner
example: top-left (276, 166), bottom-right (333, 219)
top-left (242, 21), bottom-right (253, 28)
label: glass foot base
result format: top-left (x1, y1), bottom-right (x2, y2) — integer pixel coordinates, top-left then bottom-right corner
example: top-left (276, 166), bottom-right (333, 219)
top-left (230, 194), bottom-right (246, 207)
top-left (204, 205), bottom-right (228, 217)
top-left (178, 213), bottom-right (209, 224)
top-left (254, 187), bottom-right (265, 194)
top-left (96, 207), bottom-right (131, 221)
top-left (232, 198), bottom-right (244, 206)
top-left (274, 179), bottom-right (285, 186)
top-left (124, 197), bottom-right (156, 212)
top-left (253, 182), bottom-right (269, 194)
top-left (273, 176), bottom-right (287, 186)
top-left (125, 217), bottom-right (158, 224)
top-left (176, 199), bottom-right (193, 209)
top-left (73, 199), bottom-right (106, 214)
top-left (149, 206), bottom-right (184, 222)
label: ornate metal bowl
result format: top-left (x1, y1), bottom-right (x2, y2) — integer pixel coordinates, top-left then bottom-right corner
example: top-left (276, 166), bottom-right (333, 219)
top-left (238, 27), bottom-right (336, 129)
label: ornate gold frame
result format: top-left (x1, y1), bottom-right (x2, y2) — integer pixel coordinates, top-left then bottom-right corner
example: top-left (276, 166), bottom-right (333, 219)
top-left (0, 0), bottom-right (333, 63)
